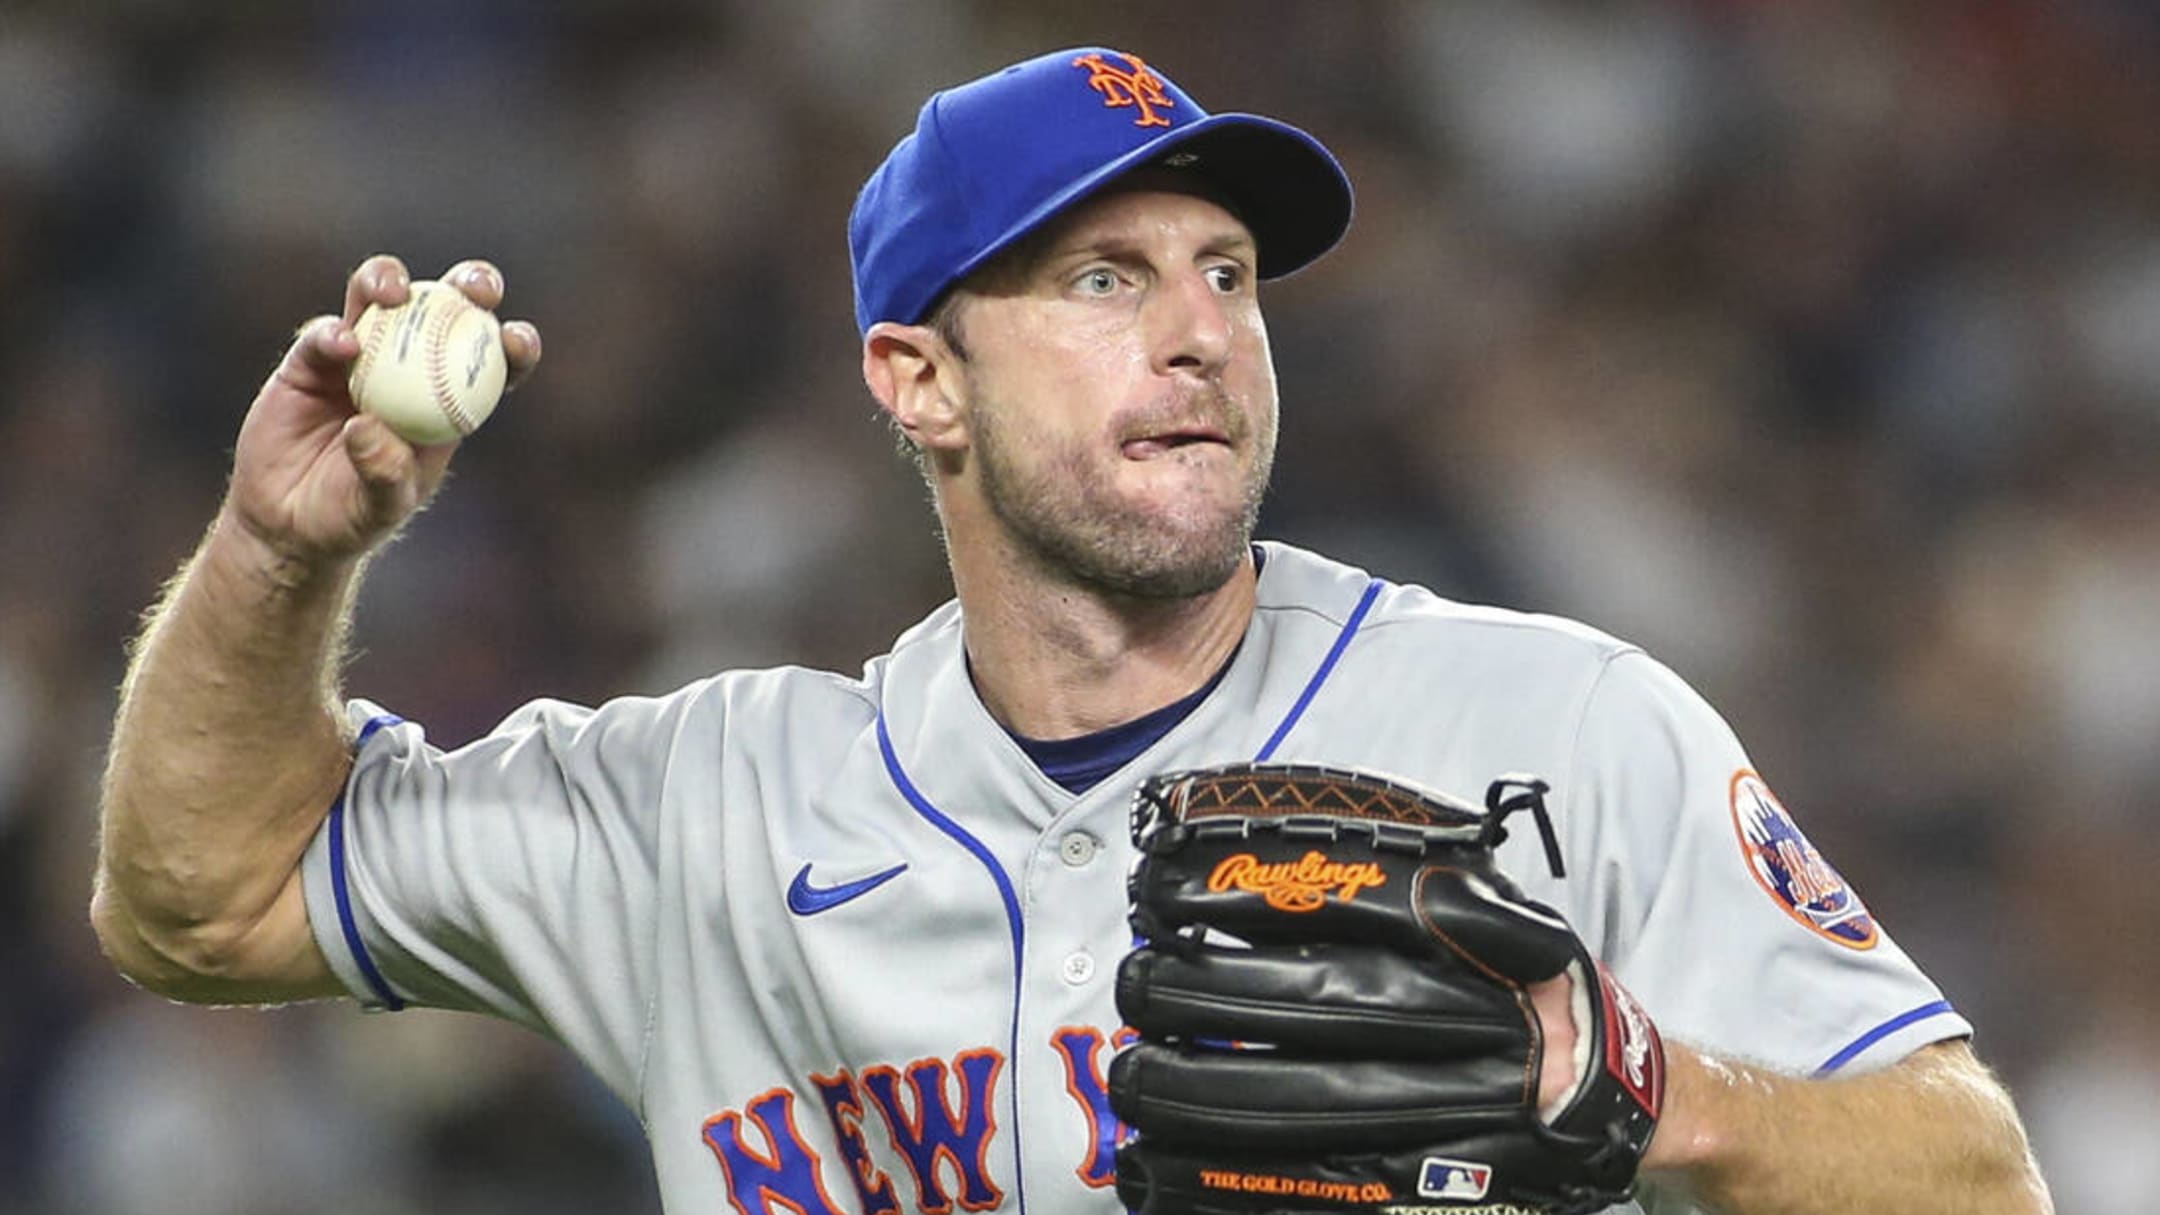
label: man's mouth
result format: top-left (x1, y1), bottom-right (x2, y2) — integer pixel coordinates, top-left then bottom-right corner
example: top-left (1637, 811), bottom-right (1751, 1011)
top-left (1121, 425), bottom-right (1231, 460)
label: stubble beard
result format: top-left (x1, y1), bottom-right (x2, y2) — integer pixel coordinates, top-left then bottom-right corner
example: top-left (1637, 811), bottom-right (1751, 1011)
top-left (970, 387), bottom-right (1275, 601)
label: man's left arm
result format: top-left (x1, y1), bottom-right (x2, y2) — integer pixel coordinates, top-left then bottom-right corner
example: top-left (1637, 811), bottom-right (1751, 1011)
top-left (1550, 652), bottom-right (2054, 1213)
top-left (1639, 1036), bottom-right (2053, 1214)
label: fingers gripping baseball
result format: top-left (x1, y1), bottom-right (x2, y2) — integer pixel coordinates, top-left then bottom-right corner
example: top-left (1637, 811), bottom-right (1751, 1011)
top-left (227, 255), bottom-right (540, 565)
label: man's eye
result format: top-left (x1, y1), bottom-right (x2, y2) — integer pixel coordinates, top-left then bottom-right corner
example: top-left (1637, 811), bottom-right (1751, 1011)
top-left (1206, 265), bottom-right (1244, 292)
top-left (1077, 268), bottom-right (1119, 296)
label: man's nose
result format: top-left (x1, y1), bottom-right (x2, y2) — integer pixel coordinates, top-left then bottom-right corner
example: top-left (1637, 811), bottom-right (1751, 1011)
top-left (1150, 270), bottom-right (1233, 377)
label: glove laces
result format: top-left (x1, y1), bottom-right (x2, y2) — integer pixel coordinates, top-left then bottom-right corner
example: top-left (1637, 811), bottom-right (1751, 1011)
top-left (1481, 776), bottom-right (1567, 878)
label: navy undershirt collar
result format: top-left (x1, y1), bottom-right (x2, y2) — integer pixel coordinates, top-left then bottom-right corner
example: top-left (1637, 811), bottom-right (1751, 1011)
top-left (1010, 653), bottom-right (1237, 794)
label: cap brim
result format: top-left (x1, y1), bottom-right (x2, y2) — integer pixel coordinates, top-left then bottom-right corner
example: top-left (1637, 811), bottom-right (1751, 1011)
top-left (943, 112), bottom-right (1353, 297)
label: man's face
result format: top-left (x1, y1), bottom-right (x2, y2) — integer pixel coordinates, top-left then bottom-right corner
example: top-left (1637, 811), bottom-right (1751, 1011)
top-left (947, 183), bottom-right (1279, 600)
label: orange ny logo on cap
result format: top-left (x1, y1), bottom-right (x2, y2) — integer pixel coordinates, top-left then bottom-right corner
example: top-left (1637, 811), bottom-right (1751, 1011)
top-left (1074, 52), bottom-right (1174, 127)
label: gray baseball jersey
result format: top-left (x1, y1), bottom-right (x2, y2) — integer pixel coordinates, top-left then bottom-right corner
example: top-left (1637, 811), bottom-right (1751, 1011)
top-left (302, 540), bottom-right (1967, 1215)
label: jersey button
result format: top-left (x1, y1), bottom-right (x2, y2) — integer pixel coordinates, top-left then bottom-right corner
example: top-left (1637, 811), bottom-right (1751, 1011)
top-left (1061, 951), bottom-right (1096, 985)
top-left (1059, 832), bottom-right (1099, 868)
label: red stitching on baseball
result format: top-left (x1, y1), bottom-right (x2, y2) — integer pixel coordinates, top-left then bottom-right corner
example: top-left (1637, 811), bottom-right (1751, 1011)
top-left (425, 295), bottom-right (478, 436)
top-left (351, 305), bottom-right (393, 403)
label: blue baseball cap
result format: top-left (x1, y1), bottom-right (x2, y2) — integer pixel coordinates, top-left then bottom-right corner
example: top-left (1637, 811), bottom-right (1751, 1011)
top-left (849, 47), bottom-right (1354, 334)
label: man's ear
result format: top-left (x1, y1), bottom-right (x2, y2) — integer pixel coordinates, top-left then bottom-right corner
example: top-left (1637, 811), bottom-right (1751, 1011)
top-left (863, 321), bottom-right (967, 454)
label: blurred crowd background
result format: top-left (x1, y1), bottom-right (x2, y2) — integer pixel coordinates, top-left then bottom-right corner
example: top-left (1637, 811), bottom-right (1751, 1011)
top-left (1, 1), bottom-right (2154, 1211)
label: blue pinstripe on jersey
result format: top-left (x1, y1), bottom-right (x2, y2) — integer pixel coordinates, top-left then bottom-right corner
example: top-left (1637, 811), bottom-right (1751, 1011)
top-left (1254, 578), bottom-right (1382, 761)
top-left (875, 710), bottom-right (1031, 1214)
top-left (1815, 1000), bottom-right (1959, 1075)
top-left (333, 714), bottom-right (408, 1010)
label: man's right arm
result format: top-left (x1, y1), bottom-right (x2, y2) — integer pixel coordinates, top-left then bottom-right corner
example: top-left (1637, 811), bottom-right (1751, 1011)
top-left (91, 255), bottom-right (539, 1005)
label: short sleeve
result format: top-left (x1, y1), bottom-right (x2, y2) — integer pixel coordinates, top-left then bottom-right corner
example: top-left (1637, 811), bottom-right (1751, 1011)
top-left (301, 689), bottom-right (694, 1101)
top-left (1568, 652), bottom-right (1970, 1077)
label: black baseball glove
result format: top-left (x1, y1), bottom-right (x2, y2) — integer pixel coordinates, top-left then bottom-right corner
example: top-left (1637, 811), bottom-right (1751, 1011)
top-left (1111, 763), bottom-right (1664, 1215)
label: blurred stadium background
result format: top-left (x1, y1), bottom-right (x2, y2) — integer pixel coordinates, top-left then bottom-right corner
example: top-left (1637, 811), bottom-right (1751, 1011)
top-left (2, 2), bottom-right (2156, 1211)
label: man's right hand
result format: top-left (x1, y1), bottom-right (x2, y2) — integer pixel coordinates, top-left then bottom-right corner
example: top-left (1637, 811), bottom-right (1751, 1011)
top-left (223, 254), bottom-right (543, 571)
top-left (91, 255), bottom-right (540, 1004)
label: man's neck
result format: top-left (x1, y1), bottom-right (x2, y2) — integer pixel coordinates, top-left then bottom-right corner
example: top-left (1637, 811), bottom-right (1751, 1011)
top-left (954, 546), bottom-right (1258, 742)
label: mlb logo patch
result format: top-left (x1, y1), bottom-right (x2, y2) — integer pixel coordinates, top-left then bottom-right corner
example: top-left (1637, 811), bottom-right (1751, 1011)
top-left (1417, 1157), bottom-right (1493, 1201)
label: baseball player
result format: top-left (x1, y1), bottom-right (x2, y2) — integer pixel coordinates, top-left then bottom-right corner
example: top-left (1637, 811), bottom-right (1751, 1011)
top-left (94, 47), bottom-right (2052, 1215)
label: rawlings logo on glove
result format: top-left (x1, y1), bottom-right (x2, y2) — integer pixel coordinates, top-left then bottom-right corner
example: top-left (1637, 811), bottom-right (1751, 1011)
top-left (1112, 763), bottom-right (1664, 1215)
top-left (1208, 851), bottom-right (1389, 911)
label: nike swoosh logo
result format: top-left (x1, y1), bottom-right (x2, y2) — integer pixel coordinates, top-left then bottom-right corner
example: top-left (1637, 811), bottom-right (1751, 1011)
top-left (787, 862), bottom-right (908, 916)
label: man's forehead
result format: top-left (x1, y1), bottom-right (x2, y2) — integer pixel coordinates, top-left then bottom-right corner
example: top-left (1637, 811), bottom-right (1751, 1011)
top-left (1037, 175), bottom-right (1257, 256)
top-left (941, 173), bottom-right (1257, 306)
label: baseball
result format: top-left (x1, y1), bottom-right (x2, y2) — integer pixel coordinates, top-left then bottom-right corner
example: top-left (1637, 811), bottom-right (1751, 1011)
top-left (347, 279), bottom-right (507, 446)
